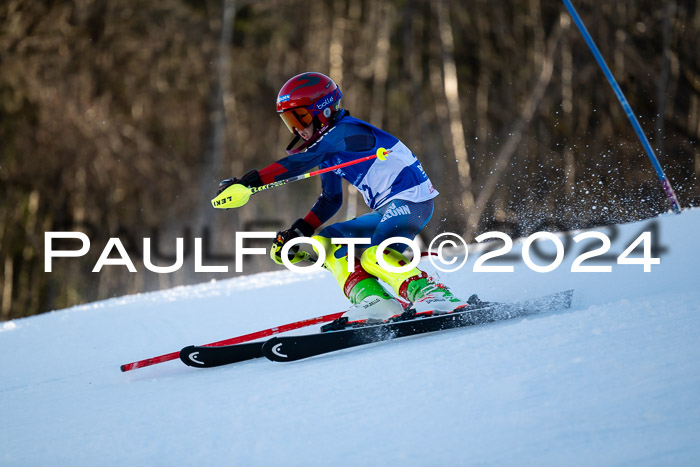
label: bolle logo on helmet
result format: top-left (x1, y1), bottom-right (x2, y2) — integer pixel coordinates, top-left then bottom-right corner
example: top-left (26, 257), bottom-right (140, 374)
top-left (315, 96), bottom-right (334, 110)
top-left (277, 94), bottom-right (290, 104)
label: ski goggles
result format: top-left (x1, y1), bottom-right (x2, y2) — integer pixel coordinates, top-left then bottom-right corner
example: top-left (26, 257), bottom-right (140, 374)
top-left (279, 107), bottom-right (314, 134)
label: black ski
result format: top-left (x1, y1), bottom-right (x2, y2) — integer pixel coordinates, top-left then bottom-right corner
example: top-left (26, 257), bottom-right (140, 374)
top-left (179, 342), bottom-right (263, 368)
top-left (262, 290), bottom-right (574, 362)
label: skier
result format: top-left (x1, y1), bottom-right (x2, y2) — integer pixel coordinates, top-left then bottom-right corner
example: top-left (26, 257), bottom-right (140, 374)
top-left (218, 72), bottom-right (467, 326)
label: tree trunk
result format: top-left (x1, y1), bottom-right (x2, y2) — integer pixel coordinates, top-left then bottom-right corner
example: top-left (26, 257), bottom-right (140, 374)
top-left (435, 0), bottom-right (474, 217)
top-left (197, 0), bottom-right (236, 236)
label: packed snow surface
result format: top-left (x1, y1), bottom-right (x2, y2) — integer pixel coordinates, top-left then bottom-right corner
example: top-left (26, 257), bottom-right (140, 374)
top-left (2, 210), bottom-right (700, 465)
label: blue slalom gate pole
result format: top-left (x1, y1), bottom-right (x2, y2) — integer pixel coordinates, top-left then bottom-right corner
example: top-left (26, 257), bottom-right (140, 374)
top-left (561, 0), bottom-right (681, 213)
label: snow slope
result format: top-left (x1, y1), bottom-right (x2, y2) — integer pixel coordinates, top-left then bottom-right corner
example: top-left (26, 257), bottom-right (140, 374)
top-left (1, 210), bottom-right (700, 465)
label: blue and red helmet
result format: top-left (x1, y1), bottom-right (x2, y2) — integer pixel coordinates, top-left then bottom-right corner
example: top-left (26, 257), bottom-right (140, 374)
top-left (276, 72), bottom-right (343, 153)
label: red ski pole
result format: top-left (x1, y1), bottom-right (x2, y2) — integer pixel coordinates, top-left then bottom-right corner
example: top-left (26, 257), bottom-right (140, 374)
top-left (211, 147), bottom-right (391, 209)
top-left (120, 311), bottom-right (344, 372)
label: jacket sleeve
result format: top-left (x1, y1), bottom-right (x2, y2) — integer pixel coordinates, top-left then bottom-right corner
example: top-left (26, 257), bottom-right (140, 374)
top-left (303, 172), bottom-right (343, 230)
top-left (256, 121), bottom-right (352, 229)
top-left (257, 150), bottom-right (327, 184)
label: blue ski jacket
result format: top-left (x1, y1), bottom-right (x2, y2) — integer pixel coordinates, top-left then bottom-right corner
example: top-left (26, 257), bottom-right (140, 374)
top-left (258, 110), bottom-right (438, 229)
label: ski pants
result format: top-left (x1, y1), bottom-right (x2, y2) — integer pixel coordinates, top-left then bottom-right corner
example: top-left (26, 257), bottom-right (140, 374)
top-left (318, 198), bottom-right (434, 259)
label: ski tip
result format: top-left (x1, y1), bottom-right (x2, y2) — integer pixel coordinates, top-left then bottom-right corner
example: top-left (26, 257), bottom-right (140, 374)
top-left (179, 345), bottom-right (198, 367)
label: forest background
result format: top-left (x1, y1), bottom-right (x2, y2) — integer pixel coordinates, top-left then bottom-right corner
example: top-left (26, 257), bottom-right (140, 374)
top-left (1, 0), bottom-right (698, 320)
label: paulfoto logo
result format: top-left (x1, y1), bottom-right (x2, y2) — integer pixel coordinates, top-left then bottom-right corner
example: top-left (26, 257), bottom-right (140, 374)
top-left (44, 221), bottom-right (665, 276)
top-left (44, 231), bottom-right (277, 274)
